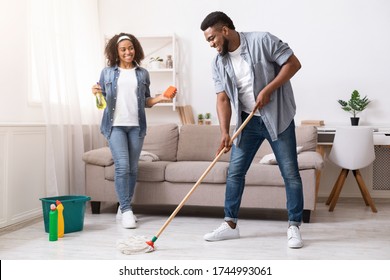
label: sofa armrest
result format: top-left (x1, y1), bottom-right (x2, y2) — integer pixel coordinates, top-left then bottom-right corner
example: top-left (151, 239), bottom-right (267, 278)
top-left (82, 147), bottom-right (113, 167)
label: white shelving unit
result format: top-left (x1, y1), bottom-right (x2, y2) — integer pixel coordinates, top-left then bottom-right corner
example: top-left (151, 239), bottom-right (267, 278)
top-left (137, 34), bottom-right (178, 110)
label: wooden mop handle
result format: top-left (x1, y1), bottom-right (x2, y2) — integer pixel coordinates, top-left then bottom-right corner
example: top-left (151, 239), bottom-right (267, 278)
top-left (154, 109), bottom-right (257, 239)
top-left (229, 110), bottom-right (256, 143)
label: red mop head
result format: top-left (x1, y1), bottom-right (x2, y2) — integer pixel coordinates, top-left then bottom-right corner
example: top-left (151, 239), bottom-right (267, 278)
top-left (146, 240), bottom-right (155, 249)
top-left (145, 236), bottom-right (157, 252)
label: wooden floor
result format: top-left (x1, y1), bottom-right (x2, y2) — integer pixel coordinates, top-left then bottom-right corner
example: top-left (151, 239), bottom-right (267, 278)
top-left (1, 198), bottom-right (390, 260)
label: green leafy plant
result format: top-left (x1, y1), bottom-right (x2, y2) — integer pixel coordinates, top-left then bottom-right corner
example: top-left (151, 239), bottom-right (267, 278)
top-left (205, 112), bottom-right (211, 119)
top-left (338, 90), bottom-right (371, 118)
top-left (149, 56), bottom-right (163, 62)
top-left (197, 114), bottom-right (204, 120)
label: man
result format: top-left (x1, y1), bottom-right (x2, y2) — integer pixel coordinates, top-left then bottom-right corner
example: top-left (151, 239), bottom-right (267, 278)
top-left (200, 11), bottom-right (304, 248)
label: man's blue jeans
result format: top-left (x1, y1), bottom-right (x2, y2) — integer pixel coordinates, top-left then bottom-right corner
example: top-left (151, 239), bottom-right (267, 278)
top-left (225, 112), bottom-right (303, 226)
top-left (108, 126), bottom-right (144, 213)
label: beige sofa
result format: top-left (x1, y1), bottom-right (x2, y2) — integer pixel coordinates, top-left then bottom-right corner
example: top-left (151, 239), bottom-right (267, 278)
top-left (82, 123), bottom-right (324, 223)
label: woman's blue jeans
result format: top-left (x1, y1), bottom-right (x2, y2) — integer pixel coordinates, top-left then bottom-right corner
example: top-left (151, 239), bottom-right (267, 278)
top-left (225, 113), bottom-right (303, 226)
top-left (108, 126), bottom-right (144, 213)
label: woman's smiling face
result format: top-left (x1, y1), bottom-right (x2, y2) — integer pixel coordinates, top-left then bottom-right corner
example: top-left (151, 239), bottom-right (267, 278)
top-left (117, 39), bottom-right (135, 68)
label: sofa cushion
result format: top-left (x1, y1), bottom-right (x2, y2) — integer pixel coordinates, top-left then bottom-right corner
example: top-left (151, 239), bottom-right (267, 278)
top-left (143, 123), bottom-right (179, 161)
top-left (253, 125), bottom-right (318, 162)
top-left (165, 161), bottom-right (229, 183)
top-left (177, 125), bottom-right (233, 162)
top-left (259, 146), bottom-right (303, 164)
top-left (82, 147), bottom-right (113, 167)
top-left (246, 164), bottom-right (284, 185)
top-left (258, 151), bottom-right (324, 170)
top-left (138, 161), bottom-right (169, 182)
top-left (295, 125), bottom-right (318, 152)
top-left (104, 161), bottom-right (169, 182)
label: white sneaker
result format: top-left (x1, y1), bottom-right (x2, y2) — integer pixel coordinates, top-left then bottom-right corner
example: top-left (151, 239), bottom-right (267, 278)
top-left (204, 222), bottom-right (240, 242)
top-left (122, 211), bottom-right (137, 229)
top-left (117, 206), bottom-right (137, 222)
top-left (287, 225), bottom-right (303, 248)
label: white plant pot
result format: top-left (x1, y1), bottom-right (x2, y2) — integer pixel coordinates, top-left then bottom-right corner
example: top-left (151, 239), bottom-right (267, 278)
top-left (149, 61), bottom-right (161, 70)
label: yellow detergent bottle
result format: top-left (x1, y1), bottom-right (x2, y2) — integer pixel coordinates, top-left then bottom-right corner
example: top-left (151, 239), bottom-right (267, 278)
top-left (56, 200), bottom-right (64, 238)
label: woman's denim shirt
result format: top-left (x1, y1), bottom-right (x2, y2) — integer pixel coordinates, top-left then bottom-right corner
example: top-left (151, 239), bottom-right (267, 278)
top-left (99, 65), bottom-right (151, 140)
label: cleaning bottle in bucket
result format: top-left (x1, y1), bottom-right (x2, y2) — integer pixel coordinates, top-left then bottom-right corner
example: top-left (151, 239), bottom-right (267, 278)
top-left (56, 200), bottom-right (64, 238)
top-left (49, 204), bottom-right (58, 241)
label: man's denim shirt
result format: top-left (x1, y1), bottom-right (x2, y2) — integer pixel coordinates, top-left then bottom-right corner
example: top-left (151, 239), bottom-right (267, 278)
top-left (212, 32), bottom-right (297, 143)
top-left (99, 65), bottom-right (151, 140)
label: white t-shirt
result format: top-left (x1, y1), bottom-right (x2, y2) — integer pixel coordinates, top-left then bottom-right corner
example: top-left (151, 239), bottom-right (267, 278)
top-left (229, 45), bottom-right (260, 116)
top-left (113, 68), bottom-right (139, 126)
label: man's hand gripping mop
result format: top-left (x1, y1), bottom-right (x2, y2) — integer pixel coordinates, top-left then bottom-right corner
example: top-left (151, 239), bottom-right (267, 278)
top-left (117, 110), bottom-right (256, 254)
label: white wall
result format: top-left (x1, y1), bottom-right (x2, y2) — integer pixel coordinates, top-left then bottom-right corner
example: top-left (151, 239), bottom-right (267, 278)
top-left (98, 0), bottom-right (390, 126)
top-left (2, 0), bottom-right (389, 125)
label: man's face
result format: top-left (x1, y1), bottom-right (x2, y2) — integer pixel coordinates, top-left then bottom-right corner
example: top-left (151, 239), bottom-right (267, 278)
top-left (204, 26), bottom-right (229, 56)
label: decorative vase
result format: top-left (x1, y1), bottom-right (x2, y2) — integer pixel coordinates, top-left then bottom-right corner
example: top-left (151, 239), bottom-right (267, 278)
top-left (351, 117), bottom-right (360, 126)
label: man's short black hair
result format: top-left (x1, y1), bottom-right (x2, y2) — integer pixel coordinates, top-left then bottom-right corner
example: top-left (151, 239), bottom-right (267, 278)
top-left (200, 11), bottom-right (235, 31)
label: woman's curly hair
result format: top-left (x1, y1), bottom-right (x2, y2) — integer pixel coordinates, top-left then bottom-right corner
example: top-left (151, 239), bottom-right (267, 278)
top-left (105, 32), bottom-right (145, 67)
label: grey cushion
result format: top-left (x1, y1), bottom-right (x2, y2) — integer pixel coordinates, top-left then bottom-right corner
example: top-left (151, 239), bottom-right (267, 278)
top-left (246, 164), bottom-right (284, 185)
top-left (177, 125), bottom-right (233, 162)
top-left (143, 123), bottom-right (179, 161)
top-left (295, 125), bottom-right (318, 152)
top-left (137, 161), bottom-right (169, 182)
top-left (105, 161), bottom-right (169, 182)
top-left (253, 125), bottom-right (318, 162)
top-left (165, 161), bottom-right (229, 183)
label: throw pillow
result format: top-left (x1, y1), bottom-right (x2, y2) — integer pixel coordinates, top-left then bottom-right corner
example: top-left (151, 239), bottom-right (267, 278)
top-left (259, 146), bottom-right (303, 165)
top-left (139, 151), bottom-right (160, 162)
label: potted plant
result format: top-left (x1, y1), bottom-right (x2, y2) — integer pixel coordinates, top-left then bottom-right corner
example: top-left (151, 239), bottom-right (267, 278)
top-left (149, 56), bottom-right (163, 69)
top-left (197, 113), bottom-right (204, 125)
top-left (338, 90), bottom-right (371, 126)
top-left (204, 112), bottom-right (212, 125)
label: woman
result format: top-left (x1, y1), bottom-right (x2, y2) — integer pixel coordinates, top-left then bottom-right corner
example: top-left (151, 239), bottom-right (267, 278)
top-left (91, 33), bottom-right (176, 228)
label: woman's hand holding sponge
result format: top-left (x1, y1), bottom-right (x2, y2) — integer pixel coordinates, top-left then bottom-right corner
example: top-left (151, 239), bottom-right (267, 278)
top-left (162, 86), bottom-right (177, 99)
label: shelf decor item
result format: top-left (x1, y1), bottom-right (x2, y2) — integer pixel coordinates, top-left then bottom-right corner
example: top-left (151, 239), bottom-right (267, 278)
top-left (149, 56), bottom-right (163, 69)
top-left (166, 55), bottom-right (173, 68)
top-left (337, 90), bottom-right (371, 126)
top-left (197, 114), bottom-right (204, 125)
top-left (138, 34), bottom-right (178, 110)
top-left (204, 112), bottom-right (212, 125)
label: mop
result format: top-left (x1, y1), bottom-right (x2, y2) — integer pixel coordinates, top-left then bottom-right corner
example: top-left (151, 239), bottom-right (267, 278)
top-left (117, 110), bottom-right (256, 254)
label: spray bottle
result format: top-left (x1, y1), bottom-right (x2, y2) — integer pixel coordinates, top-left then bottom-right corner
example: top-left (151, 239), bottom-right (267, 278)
top-left (49, 204), bottom-right (58, 241)
top-left (56, 200), bottom-right (64, 238)
top-left (95, 82), bottom-right (106, 109)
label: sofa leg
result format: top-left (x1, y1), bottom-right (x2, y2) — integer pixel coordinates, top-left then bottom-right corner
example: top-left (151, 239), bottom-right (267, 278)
top-left (90, 201), bottom-right (101, 214)
top-left (302, 209), bottom-right (311, 223)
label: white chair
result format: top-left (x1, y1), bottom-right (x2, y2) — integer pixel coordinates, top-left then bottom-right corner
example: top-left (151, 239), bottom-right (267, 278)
top-left (326, 127), bottom-right (377, 212)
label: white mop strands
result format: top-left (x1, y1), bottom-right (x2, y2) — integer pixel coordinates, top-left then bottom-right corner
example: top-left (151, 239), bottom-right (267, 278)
top-left (117, 235), bottom-right (155, 255)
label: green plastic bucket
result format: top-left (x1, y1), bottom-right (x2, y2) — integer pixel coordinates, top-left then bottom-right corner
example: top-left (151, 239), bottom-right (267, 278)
top-left (40, 195), bottom-right (91, 234)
